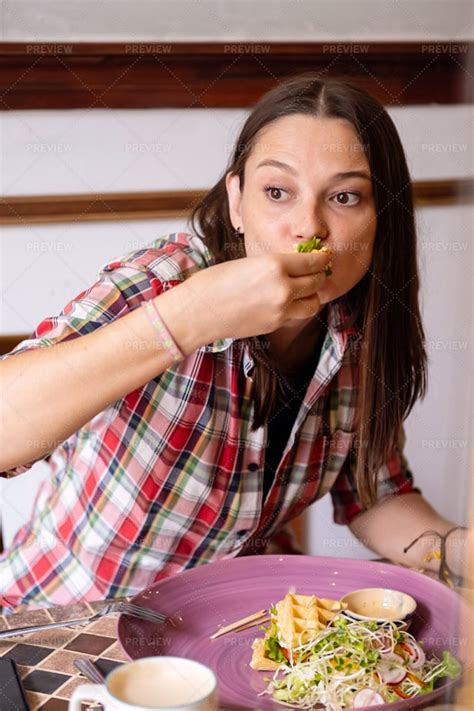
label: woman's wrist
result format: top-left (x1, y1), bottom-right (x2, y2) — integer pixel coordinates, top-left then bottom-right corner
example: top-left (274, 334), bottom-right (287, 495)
top-left (403, 525), bottom-right (469, 587)
top-left (403, 530), bottom-right (441, 571)
top-left (154, 281), bottom-right (208, 357)
top-left (444, 527), bottom-right (469, 581)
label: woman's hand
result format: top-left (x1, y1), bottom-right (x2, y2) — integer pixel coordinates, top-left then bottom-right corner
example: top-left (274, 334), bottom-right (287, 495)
top-left (181, 250), bottom-right (332, 342)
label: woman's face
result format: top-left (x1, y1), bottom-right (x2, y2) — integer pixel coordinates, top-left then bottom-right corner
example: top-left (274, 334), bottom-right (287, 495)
top-left (225, 114), bottom-right (377, 306)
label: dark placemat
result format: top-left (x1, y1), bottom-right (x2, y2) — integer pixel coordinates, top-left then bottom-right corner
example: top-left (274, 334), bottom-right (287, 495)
top-left (0, 599), bottom-right (128, 710)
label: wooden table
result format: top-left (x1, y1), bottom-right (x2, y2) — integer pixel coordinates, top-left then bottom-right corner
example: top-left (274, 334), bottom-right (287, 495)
top-left (0, 593), bottom-right (469, 710)
top-left (0, 599), bottom-right (128, 710)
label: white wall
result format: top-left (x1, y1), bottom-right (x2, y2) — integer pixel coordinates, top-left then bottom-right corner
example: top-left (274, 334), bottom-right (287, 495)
top-left (309, 202), bottom-right (473, 558)
top-left (1, 102), bottom-right (472, 553)
top-left (1, 105), bottom-right (473, 332)
top-left (2, 0), bottom-right (473, 41)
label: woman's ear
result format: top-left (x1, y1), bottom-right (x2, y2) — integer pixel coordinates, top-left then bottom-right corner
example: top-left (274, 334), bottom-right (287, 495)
top-left (225, 171), bottom-right (242, 230)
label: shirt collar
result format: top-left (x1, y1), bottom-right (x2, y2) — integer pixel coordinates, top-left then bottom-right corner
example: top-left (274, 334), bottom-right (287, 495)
top-left (200, 337), bottom-right (254, 376)
top-left (327, 297), bottom-right (361, 359)
top-left (201, 297), bottom-right (361, 374)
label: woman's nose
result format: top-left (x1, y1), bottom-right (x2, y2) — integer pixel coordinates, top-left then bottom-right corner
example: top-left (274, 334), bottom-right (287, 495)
top-left (294, 224), bottom-right (329, 246)
top-left (292, 197), bottom-right (330, 246)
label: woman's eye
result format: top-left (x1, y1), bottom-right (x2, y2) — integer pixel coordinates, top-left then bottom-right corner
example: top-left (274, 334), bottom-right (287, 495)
top-left (264, 185), bottom-right (290, 202)
top-left (264, 186), bottom-right (360, 206)
top-left (331, 191), bottom-right (360, 206)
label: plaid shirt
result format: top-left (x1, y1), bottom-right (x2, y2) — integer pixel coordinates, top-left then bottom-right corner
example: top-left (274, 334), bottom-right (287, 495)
top-left (0, 232), bottom-right (416, 612)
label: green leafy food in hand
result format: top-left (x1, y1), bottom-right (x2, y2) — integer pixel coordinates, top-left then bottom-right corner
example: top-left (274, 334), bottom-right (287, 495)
top-left (294, 236), bottom-right (323, 253)
top-left (293, 235), bottom-right (332, 275)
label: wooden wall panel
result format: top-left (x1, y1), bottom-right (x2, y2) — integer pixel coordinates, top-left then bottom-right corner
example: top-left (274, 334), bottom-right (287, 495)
top-left (0, 42), bottom-right (472, 110)
top-left (1, 178), bottom-right (472, 225)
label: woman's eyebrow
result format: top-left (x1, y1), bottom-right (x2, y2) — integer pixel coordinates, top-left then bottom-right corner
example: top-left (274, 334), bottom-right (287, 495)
top-left (329, 170), bottom-right (372, 182)
top-left (256, 159), bottom-right (299, 175)
top-left (255, 159), bottom-right (371, 182)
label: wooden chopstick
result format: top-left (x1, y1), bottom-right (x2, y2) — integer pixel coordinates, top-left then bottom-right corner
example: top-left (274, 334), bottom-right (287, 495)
top-left (231, 616), bottom-right (270, 633)
top-left (210, 609), bottom-right (270, 639)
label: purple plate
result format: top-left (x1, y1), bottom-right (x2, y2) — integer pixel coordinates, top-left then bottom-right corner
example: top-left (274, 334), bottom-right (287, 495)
top-left (118, 555), bottom-right (469, 710)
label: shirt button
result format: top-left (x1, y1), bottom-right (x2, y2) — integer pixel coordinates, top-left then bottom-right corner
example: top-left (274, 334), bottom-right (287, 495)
top-left (248, 462), bottom-right (259, 472)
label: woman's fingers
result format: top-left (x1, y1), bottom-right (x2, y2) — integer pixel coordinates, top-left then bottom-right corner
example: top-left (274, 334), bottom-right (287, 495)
top-left (283, 249), bottom-right (332, 277)
top-left (287, 291), bottom-right (323, 320)
top-left (289, 271), bottom-right (328, 300)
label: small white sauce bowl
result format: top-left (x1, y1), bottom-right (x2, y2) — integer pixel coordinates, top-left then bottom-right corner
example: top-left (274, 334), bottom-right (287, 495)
top-left (340, 587), bottom-right (417, 627)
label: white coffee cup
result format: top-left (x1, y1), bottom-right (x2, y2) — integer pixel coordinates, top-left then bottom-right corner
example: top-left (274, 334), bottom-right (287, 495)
top-left (69, 656), bottom-right (218, 711)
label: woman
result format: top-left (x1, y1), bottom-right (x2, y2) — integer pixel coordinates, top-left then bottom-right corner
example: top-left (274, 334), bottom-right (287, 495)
top-left (0, 73), bottom-right (467, 612)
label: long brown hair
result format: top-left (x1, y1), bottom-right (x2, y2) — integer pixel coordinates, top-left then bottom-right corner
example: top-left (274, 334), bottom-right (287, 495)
top-left (189, 72), bottom-right (427, 508)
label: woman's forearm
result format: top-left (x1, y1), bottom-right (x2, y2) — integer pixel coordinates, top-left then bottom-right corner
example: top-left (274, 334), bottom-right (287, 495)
top-left (349, 492), bottom-right (464, 574)
top-left (0, 282), bottom-right (203, 472)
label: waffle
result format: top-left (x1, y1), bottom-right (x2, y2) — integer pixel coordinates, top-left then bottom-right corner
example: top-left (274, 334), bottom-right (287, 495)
top-left (276, 593), bottom-right (345, 649)
top-left (250, 592), bottom-right (347, 671)
top-left (249, 638), bottom-right (281, 671)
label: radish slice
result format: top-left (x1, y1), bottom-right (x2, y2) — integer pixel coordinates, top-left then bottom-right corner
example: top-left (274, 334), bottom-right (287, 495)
top-left (353, 689), bottom-right (385, 707)
top-left (379, 652), bottom-right (404, 662)
top-left (400, 639), bottom-right (426, 669)
top-left (377, 653), bottom-right (407, 684)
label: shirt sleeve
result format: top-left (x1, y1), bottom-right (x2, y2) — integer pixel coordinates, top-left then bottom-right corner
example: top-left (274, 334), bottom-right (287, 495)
top-left (0, 261), bottom-right (165, 478)
top-left (330, 425), bottom-right (421, 526)
top-left (1, 232), bottom-right (208, 481)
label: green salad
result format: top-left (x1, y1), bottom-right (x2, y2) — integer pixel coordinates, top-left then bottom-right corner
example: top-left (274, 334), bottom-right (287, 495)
top-left (258, 615), bottom-right (461, 709)
top-left (293, 236), bottom-right (332, 276)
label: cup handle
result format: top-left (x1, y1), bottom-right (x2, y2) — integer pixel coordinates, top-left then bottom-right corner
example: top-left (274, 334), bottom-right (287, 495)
top-left (69, 682), bottom-right (108, 710)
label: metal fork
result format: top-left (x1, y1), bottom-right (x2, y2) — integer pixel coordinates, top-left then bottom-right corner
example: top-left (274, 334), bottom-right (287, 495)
top-left (0, 599), bottom-right (168, 639)
top-left (114, 601), bottom-right (168, 625)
